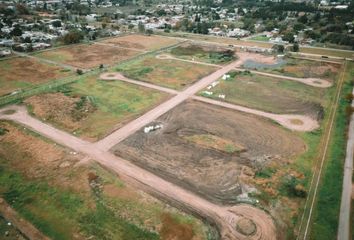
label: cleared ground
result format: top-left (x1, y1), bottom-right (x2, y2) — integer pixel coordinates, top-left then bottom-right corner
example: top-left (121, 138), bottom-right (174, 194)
top-left (24, 74), bottom-right (169, 141)
top-left (199, 71), bottom-right (332, 118)
top-left (0, 57), bottom-right (72, 96)
top-left (100, 34), bottom-right (181, 51)
top-left (112, 100), bottom-right (306, 205)
top-left (168, 42), bottom-right (236, 64)
top-left (0, 121), bottom-right (209, 240)
top-left (243, 57), bottom-right (341, 81)
top-left (117, 55), bottom-right (218, 90)
top-left (34, 44), bottom-right (140, 69)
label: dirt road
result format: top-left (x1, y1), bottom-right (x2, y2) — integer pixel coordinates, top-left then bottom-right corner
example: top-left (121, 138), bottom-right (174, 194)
top-left (95, 59), bottom-right (244, 151)
top-left (0, 105), bottom-right (276, 240)
top-left (234, 68), bottom-right (332, 88)
top-left (100, 71), bottom-right (319, 133)
top-left (193, 96), bottom-right (319, 132)
top-left (100, 72), bottom-right (179, 94)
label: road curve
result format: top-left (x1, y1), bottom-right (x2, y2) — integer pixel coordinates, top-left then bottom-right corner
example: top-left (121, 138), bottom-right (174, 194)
top-left (234, 68), bottom-right (332, 88)
top-left (193, 96), bottom-right (319, 132)
top-left (0, 105), bottom-right (277, 240)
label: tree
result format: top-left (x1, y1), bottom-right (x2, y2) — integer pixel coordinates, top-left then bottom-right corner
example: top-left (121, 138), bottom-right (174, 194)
top-left (128, 24), bottom-right (134, 30)
top-left (61, 31), bottom-right (83, 45)
top-left (272, 44), bottom-right (285, 53)
top-left (146, 29), bottom-right (153, 35)
top-left (283, 32), bottom-right (295, 43)
top-left (11, 25), bottom-right (22, 37)
top-left (52, 20), bottom-right (62, 28)
top-left (292, 42), bottom-right (299, 52)
top-left (138, 22), bottom-right (145, 33)
top-left (16, 4), bottom-right (29, 15)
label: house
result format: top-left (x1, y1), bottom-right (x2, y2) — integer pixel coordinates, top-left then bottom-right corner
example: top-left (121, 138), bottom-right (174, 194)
top-left (0, 48), bottom-right (11, 57)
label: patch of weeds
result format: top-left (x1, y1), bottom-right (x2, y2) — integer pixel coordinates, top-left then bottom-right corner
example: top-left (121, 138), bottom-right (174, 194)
top-left (280, 176), bottom-right (307, 198)
top-left (0, 127), bottom-right (9, 136)
top-left (255, 167), bottom-right (276, 178)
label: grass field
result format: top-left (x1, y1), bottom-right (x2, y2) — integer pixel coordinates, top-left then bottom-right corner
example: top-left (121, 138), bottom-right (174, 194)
top-left (24, 74), bottom-right (169, 141)
top-left (0, 56), bottom-right (72, 96)
top-left (168, 43), bottom-right (235, 64)
top-left (300, 47), bottom-right (354, 59)
top-left (309, 61), bottom-right (353, 240)
top-left (116, 55), bottom-right (218, 90)
top-left (199, 71), bottom-right (332, 116)
top-left (34, 43), bottom-right (140, 69)
top-left (101, 34), bottom-right (181, 51)
top-left (0, 121), bottom-right (209, 240)
top-left (249, 36), bottom-right (270, 42)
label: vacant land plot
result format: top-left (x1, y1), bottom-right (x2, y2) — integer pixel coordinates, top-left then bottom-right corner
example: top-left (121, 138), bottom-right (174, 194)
top-left (0, 57), bottom-right (71, 96)
top-left (199, 71), bottom-right (332, 118)
top-left (0, 121), bottom-right (209, 240)
top-left (168, 42), bottom-right (236, 64)
top-left (159, 32), bottom-right (274, 48)
top-left (112, 100), bottom-right (306, 205)
top-left (300, 47), bottom-right (354, 59)
top-left (101, 34), bottom-right (181, 51)
top-left (117, 55), bottom-right (218, 90)
top-left (243, 57), bottom-right (341, 81)
top-left (34, 44), bottom-right (140, 69)
top-left (24, 75), bottom-right (169, 141)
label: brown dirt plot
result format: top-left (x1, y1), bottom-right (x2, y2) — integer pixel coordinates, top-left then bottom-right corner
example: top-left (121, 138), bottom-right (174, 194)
top-left (112, 100), bottom-right (306, 204)
top-left (101, 34), bottom-right (181, 50)
top-left (36, 44), bottom-right (140, 69)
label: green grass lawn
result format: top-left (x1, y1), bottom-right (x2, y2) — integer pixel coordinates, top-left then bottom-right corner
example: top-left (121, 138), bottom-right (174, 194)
top-left (25, 74), bottom-right (169, 141)
top-left (309, 61), bottom-right (354, 240)
top-left (199, 71), bottom-right (332, 116)
top-left (116, 55), bottom-right (218, 90)
top-left (249, 35), bottom-right (270, 42)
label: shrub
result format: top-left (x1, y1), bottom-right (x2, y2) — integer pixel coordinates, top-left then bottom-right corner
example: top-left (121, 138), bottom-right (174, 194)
top-left (282, 176), bottom-right (307, 198)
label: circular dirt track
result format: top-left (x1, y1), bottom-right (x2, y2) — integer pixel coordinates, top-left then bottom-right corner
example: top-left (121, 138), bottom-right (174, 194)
top-left (215, 205), bottom-right (276, 240)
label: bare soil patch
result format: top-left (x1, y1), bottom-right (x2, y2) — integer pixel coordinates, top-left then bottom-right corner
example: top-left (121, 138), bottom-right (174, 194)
top-left (112, 100), bottom-right (306, 204)
top-left (0, 57), bottom-right (71, 96)
top-left (35, 44), bottom-right (140, 69)
top-left (101, 34), bottom-right (180, 50)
